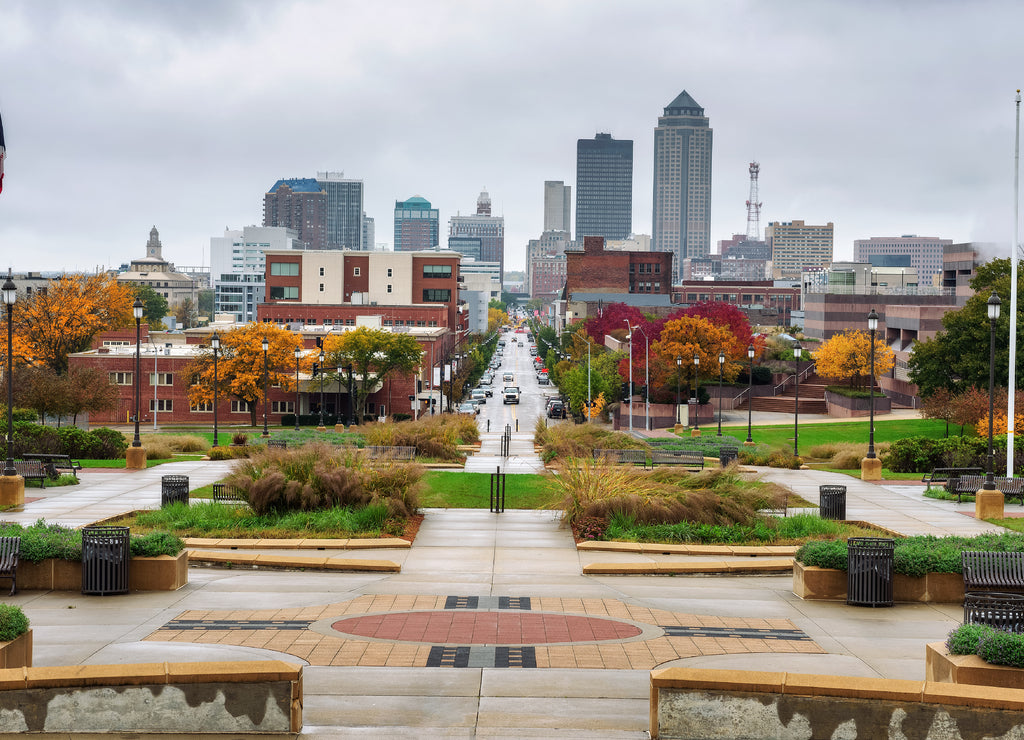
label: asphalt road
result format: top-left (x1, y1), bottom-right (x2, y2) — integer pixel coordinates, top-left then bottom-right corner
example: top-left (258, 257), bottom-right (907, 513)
top-left (475, 332), bottom-right (563, 433)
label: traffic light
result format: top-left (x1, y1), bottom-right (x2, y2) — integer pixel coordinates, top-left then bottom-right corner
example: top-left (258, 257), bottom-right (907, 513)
top-left (620, 382), bottom-right (629, 401)
top-left (311, 363), bottom-right (319, 377)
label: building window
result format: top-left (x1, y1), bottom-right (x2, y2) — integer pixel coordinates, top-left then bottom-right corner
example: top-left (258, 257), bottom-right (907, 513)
top-left (270, 262), bottom-right (299, 276)
top-left (423, 265), bottom-right (452, 279)
top-left (231, 400), bottom-right (250, 413)
top-left (148, 372), bottom-right (173, 386)
top-left (271, 401), bottom-right (294, 414)
top-left (387, 284), bottom-right (392, 293)
top-left (102, 340), bottom-right (130, 347)
top-left (319, 267), bottom-right (325, 276)
top-left (109, 372), bottom-right (132, 385)
top-left (319, 283), bottom-right (325, 292)
top-left (269, 286), bottom-right (299, 300)
top-left (423, 289), bottom-right (451, 302)
top-left (191, 401), bottom-right (213, 412)
top-left (149, 399), bottom-right (172, 412)
top-left (353, 267), bottom-right (361, 277)
top-left (387, 268), bottom-right (393, 277)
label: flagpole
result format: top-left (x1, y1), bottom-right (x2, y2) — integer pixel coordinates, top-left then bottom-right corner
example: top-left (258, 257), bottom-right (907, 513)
top-left (1009, 90), bottom-right (1020, 477)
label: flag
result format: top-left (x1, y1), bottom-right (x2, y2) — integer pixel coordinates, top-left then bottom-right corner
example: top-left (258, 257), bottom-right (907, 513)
top-left (0, 109), bottom-right (5, 194)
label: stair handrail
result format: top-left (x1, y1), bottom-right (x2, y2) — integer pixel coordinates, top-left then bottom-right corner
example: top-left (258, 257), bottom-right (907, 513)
top-left (798, 362), bottom-right (817, 383)
top-left (773, 363), bottom-right (818, 396)
top-left (732, 386), bottom-right (750, 407)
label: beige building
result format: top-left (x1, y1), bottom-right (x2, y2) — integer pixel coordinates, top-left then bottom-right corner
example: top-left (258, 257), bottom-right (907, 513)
top-left (117, 226), bottom-right (197, 308)
top-left (767, 220), bottom-right (834, 279)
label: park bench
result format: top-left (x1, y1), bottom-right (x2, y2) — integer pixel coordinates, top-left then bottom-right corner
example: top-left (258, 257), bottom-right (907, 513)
top-left (367, 445), bottom-right (417, 462)
top-left (266, 440), bottom-right (287, 450)
top-left (592, 449), bottom-right (647, 467)
top-left (649, 449), bottom-right (705, 471)
top-left (921, 467), bottom-right (983, 491)
top-left (212, 483), bottom-right (249, 507)
top-left (0, 537), bottom-right (19, 596)
top-left (962, 551), bottom-right (1024, 594)
top-left (13, 460), bottom-right (47, 488)
top-left (22, 453), bottom-right (83, 479)
top-left (949, 475), bottom-right (1024, 505)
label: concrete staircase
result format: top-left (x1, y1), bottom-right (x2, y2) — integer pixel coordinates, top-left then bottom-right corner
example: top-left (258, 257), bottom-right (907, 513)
top-left (741, 372), bottom-right (830, 415)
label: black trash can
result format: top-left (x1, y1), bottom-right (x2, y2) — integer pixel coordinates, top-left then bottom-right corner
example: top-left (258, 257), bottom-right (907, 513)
top-left (161, 475), bottom-right (189, 507)
top-left (847, 537), bottom-right (894, 607)
top-left (719, 447), bottom-right (739, 467)
top-left (81, 526), bottom-right (130, 595)
top-left (819, 484), bottom-right (847, 520)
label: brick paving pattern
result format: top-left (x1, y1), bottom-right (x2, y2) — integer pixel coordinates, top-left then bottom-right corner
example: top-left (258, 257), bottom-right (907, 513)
top-left (146, 594), bottom-right (823, 669)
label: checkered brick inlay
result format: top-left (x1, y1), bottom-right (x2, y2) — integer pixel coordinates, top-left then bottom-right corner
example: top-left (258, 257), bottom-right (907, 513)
top-left (661, 625), bottom-right (812, 641)
top-left (444, 596), bottom-right (532, 610)
top-left (162, 618), bottom-right (314, 631)
top-left (424, 646), bottom-right (538, 668)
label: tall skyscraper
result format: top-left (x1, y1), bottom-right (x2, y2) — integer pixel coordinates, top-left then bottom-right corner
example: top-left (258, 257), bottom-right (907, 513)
top-left (543, 180), bottom-right (572, 235)
top-left (263, 178), bottom-right (328, 250)
top-left (316, 172), bottom-right (364, 250)
top-left (653, 90), bottom-right (713, 282)
top-left (394, 196), bottom-right (439, 251)
top-left (449, 190), bottom-right (505, 284)
top-left (362, 213), bottom-right (375, 252)
top-left (575, 133), bottom-right (633, 241)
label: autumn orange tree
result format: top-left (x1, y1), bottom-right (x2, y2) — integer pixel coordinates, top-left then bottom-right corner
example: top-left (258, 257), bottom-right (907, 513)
top-left (813, 330), bottom-right (894, 390)
top-left (187, 323), bottom-right (305, 427)
top-left (646, 316), bottom-right (749, 401)
top-left (14, 273), bottom-right (135, 374)
top-left (323, 327), bottom-right (422, 422)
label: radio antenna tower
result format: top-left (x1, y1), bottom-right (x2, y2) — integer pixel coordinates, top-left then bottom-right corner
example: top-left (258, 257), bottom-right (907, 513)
top-left (745, 161), bottom-right (762, 240)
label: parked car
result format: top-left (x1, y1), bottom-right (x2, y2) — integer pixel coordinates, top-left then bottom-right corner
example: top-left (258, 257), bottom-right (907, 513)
top-left (547, 400), bottom-right (565, 418)
top-left (537, 374), bottom-right (549, 385)
top-left (471, 389), bottom-right (487, 404)
top-left (480, 374), bottom-right (492, 385)
top-left (458, 402), bottom-right (479, 415)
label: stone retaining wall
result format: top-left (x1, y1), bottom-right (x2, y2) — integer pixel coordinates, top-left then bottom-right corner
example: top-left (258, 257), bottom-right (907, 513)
top-left (652, 667), bottom-right (1024, 739)
top-left (0, 660), bottom-right (301, 734)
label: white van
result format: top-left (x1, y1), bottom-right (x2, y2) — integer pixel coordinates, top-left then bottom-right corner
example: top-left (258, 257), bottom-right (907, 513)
top-left (502, 372), bottom-right (514, 384)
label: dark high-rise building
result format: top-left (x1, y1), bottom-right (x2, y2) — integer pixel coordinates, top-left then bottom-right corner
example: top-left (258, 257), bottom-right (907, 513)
top-left (575, 133), bottom-right (633, 241)
top-left (263, 178), bottom-right (328, 250)
top-left (653, 90), bottom-right (713, 282)
top-left (317, 172), bottom-right (364, 250)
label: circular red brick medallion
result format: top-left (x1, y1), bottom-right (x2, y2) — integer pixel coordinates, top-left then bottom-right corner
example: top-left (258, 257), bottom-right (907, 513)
top-left (331, 611), bottom-right (643, 645)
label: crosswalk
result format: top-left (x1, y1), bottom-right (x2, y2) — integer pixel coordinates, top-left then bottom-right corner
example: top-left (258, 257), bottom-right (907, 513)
top-left (463, 432), bottom-right (547, 474)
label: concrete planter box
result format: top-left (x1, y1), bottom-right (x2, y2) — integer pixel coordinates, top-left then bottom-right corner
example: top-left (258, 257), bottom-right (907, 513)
top-left (16, 551), bottom-right (188, 592)
top-left (0, 630), bottom-right (32, 669)
top-left (926, 642), bottom-right (1024, 689)
top-left (824, 389), bottom-right (892, 418)
top-left (793, 561), bottom-right (963, 603)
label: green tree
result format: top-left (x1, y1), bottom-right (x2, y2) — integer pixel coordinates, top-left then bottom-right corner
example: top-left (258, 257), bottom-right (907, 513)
top-left (174, 297), bottom-right (198, 329)
top-left (324, 328), bottom-right (422, 423)
top-left (133, 284), bottom-right (169, 328)
top-left (908, 258), bottom-right (1023, 397)
top-left (196, 288), bottom-right (214, 319)
top-left (62, 365), bottom-right (119, 425)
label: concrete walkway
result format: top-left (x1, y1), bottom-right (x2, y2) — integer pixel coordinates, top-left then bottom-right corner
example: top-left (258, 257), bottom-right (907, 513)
top-left (1, 426), bottom-right (1015, 737)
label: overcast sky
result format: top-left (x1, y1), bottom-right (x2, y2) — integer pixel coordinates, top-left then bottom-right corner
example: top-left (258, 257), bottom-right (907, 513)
top-left (2, 0), bottom-right (1023, 275)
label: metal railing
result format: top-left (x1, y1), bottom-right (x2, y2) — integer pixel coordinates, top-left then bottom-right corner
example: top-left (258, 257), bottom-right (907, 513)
top-left (772, 363), bottom-right (817, 397)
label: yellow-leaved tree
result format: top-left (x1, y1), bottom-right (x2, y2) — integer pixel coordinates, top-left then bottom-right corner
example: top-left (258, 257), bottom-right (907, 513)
top-left (814, 330), bottom-right (894, 390)
top-left (15, 273), bottom-right (135, 374)
top-left (186, 323), bottom-right (305, 427)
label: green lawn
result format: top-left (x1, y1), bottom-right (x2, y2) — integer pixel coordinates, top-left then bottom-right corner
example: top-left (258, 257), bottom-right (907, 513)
top-left (79, 455), bottom-right (205, 469)
top-left (807, 466), bottom-right (923, 481)
top-left (720, 418), bottom-right (957, 451)
top-left (419, 471), bottom-right (557, 509)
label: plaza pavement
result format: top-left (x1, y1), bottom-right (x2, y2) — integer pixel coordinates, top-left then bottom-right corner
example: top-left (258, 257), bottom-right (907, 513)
top-left (0, 413), bottom-right (1013, 738)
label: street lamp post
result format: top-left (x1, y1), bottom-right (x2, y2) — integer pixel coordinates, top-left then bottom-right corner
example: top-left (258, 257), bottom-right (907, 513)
top-left (2, 270), bottom-right (17, 480)
top-left (692, 353), bottom-right (700, 433)
top-left (745, 344), bottom-right (755, 445)
top-left (293, 346), bottom-right (301, 431)
top-left (861, 309), bottom-right (882, 480)
top-left (986, 294), bottom-right (1002, 491)
top-left (317, 351), bottom-right (326, 431)
top-left (793, 343), bottom-right (803, 457)
top-left (586, 341), bottom-right (591, 422)
top-left (345, 364), bottom-right (354, 427)
top-left (717, 351), bottom-right (725, 437)
top-left (126, 298), bottom-right (146, 469)
top-left (625, 320), bottom-right (633, 433)
top-left (336, 367), bottom-right (344, 430)
top-left (261, 337), bottom-right (270, 438)
top-left (675, 355), bottom-right (682, 426)
top-left (211, 333), bottom-right (220, 447)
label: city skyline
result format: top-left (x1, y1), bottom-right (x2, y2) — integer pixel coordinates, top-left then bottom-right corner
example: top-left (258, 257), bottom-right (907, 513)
top-left (0, 1), bottom-right (1023, 274)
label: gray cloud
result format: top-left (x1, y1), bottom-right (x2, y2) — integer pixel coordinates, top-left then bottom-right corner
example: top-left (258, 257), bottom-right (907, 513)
top-left (1, 0), bottom-right (1022, 273)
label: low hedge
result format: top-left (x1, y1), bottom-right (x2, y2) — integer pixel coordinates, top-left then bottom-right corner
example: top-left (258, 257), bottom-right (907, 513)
top-left (796, 532), bottom-right (1024, 578)
top-left (947, 623), bottom-right (1024, 669)
top-left (0, 520), bottom-right (184, 562)
top-left (883, 434), bottom-right (1024, 475)
top-left (10, 422), bottom-right (127, 460)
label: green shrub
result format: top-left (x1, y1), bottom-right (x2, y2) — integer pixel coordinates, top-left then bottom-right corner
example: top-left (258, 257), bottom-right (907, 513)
top-left (946, 623), bottom-right (995, 655)
top-left (129, 531), bottom-right (185, 558)
top-left (0, 519), bottom-right (183, 562)
top-left (0, 604), bottom-right (29, 641)
top-left (795, 539), bottom-right (849, 570)
top-left (977, 629), bottom-right (1024, 668)
top-left (10, 423), bottom-right (126, 459)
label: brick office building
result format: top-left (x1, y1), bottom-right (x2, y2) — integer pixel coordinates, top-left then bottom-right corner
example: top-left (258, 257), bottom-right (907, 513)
top-left (565, 236), bottom-right (673, 296)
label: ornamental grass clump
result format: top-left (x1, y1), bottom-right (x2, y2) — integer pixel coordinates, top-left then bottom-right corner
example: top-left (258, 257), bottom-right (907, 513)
top-left (535, 421), bottom-right (647, 464)
top-left (0, 605), bottom-right (29, 642)
top-left (361, 414), bottom-right (480, 460)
